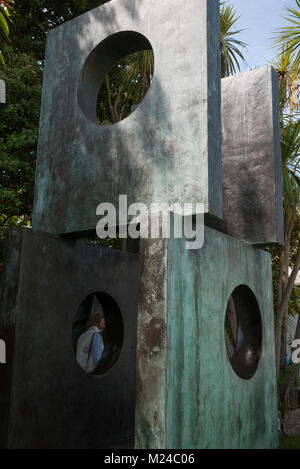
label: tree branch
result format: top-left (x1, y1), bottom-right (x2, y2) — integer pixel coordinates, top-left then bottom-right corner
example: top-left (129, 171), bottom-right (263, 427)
top-left (113, 84), bottom-right (123, 122)
top-left (279, 241), bottom-right (300, 316)
top-left (105, 74), bottom-right (116, 123)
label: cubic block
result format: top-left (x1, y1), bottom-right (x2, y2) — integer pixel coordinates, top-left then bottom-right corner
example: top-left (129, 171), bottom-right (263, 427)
top-left (0, 228), bottom-right (139, 448)
top-left (221, 66), bottom-right (283, 246)
top-left (32, 0), bottom-right (222, 235)
top-left (136, 224), bottom-right (278, 448)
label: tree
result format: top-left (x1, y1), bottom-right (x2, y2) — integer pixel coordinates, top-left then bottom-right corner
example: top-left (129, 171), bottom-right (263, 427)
top-left (97, 50), bottom-right (154, 125)
top-left (274, 120), bottom-right (300, 377)
top-left (8, 0), bottom-right (105, 62)
top-left (271, 0), bottom-right (300, 383)
top-left (275, 0), bottom-right (300, 69)
top-left (271, 47), bottom-right (300, 116)
top-left (0, 44), bottom-right (42, 271)
top-left (97, 2), bottom-right (247, 125)
top-left (0, 2), bottom-right (115, 270)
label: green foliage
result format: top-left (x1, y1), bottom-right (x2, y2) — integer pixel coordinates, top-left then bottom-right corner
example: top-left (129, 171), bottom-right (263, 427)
top-left (0, 0), bottom-right (14, 64)
top-left (271, 0), bottom-right (300, 391)
top-left (271, 47), bottom-right (300, 116)
top-left (0, 44), bottom-right (42, 271)
top-left (265, 122), bottom-right (300, 316)
top-left (280, 435), bottom-right (300, 449)
top-left (82, 235), bottom-right (121, 250)
top-left (274, 0), bottom-right (300, 69)
top-left (267, 215), bottom-right (300, 315)
top-left (220, 1), bottom-right (247, 77)
top-left (278, 363), bottom-right (300, 410)
top-left (97, 2), bottom-right (247, 124)
top-left (97, 49), bottom-right (154, 124)
top-left (0, 10), bottom-right (9, 40)
top-left (280, 120), bottom-right (300, 212)
top-left (7, 0), bottom-right (105, 61)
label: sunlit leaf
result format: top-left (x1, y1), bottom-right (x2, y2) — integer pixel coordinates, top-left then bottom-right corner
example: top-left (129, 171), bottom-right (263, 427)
top-left (0, 9), bottom-right (9, 40)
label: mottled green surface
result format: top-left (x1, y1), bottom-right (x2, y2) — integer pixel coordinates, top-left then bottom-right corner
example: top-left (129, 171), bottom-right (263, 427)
top-left (32, 0), bottom-right (222, 234)
top-left (135, 238), bottom-right (168, 449)
top-left (135, 226), bottom-right (278, 449)
top-left (166, 226), bottom-right (278, 448)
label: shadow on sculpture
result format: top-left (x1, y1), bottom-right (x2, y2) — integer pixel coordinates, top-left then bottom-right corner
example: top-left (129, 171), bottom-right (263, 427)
top-left (0, 0), bottom-right (282, 449)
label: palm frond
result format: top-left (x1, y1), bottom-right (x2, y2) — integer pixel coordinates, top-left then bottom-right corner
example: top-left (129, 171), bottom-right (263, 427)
top-left (280, 119), bottom-right (300, 212)
top-left (274, 0), bottom-right (300, 68)
top-left (220, 2), bottom-right (247, 77)
top-left (271, 47), bottom-right (300, 113)
top-left (0, 0), bottom-right (14, 44)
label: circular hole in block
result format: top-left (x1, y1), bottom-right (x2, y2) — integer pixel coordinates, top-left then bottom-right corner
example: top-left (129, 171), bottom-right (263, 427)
top-left (77, 31), bottom-right (154, 125)
top-left (73, 292), bottom-right (123, 375)
top-left (224, 285), bottom-right (262, 380)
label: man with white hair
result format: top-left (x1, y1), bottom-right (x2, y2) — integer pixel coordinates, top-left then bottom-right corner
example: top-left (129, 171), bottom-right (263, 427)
top-left (76, 295), bottom-right (105, 374)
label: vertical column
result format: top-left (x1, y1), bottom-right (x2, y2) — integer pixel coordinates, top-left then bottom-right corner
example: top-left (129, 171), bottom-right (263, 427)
top-left (135, 238), bottom-right (168, 449)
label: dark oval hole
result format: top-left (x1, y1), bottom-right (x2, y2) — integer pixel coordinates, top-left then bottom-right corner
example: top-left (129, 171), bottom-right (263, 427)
top-left (73, 291), bottom-right (123, 375)
top-left (77, 31), bottom-right (154, 125)
top-left (224, 285), bottom-right (263, 380)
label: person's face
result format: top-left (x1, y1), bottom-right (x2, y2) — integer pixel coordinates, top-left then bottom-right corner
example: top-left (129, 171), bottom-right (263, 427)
top-left (97, 318), bottom-right (105, 333)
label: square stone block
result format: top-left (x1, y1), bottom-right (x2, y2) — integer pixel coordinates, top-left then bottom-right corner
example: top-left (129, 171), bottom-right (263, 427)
top-left (0, 228), bottom-right (139, 448)
top-left (136, 224), bottom-right (278, 448)
top-left (220, 66), bottom-right (283, 246)
top-left (32, 0), bottom-right (222, 235)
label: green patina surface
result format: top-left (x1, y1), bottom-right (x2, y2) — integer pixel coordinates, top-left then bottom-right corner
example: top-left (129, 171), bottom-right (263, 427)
top-left (32, 0), bottom-right (222, 235)
top-left (165, 226), bottom-right (278, 449)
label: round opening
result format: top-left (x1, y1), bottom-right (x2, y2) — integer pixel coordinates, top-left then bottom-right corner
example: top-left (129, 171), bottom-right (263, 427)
top-left (77, 31), bottom-right (154, 125)
top-left (73, 292), bottom-right (123, 375)
top-left (224, 285), bottom-right (263, 380)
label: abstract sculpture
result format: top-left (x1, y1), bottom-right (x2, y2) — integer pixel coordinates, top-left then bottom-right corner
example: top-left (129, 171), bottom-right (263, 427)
top-left (0, 0), bottom-right (282, 449)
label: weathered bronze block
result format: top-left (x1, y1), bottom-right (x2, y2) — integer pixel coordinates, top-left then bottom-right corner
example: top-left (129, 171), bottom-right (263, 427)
top-left (0, 228), bottom-right (139, 448)
top-left (136, 224), bottom-right (278, 448)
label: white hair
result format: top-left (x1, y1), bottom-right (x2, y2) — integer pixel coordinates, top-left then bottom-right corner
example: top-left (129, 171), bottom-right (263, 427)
top-left (87, 311), bottom-right (104, 328)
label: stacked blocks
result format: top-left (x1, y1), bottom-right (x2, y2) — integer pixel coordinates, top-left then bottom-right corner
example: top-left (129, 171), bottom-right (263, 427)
top-left (0, 0), bottom-right (282, 448)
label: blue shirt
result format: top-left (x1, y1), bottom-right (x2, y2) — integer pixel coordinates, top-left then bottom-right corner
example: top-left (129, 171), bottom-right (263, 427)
top-left (91, 332), bottom-right (103, 367)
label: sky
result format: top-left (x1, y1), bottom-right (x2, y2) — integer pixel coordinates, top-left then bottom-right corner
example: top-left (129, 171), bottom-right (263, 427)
top-left (231, 0), bottom-right (295, 72)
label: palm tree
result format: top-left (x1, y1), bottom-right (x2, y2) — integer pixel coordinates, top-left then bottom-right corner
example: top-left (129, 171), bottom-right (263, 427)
top-left (97, 2), bottom-right (247, 124)
top-left (220, 2), bottom-right (247, 78)
top-left (275, 118), bottom-right (300, 376)
top-left (272, 1), bottom-right (300, 379)
top-left (97, 49), bottom-right (154, 124)
top-left (271, 47), bottom-right (300, 115)
top-left (275, 0), bottom-right (300, 69)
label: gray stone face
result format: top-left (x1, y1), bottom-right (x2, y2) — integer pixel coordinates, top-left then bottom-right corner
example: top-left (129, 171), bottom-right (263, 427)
top-left (32, 0), bottom-right (222, 235)
top-left (0, 228), bottom-right (140, 448)
top-left (0, 80), bottom-right (5, 103)
top-left (220, 66), bottom-right (284, 246)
